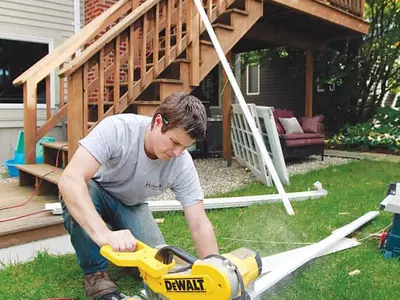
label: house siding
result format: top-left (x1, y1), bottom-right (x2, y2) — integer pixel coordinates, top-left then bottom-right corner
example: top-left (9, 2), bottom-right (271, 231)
top-left (241, 56), bottom-right (306, 117)
top-left (0, 0), bottom-right (83, 164)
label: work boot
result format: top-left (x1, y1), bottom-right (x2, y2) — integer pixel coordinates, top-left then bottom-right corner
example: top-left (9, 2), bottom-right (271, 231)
top-left (84, 270), bottom-right (120, 300)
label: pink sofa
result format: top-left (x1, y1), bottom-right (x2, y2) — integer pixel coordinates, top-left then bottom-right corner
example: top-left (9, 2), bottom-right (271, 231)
top-left (273, 108), bottom-right (325, 160)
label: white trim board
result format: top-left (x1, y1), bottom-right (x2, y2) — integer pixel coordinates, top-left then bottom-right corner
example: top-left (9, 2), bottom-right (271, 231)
top-left (246, 64), bottom-right (260, 95)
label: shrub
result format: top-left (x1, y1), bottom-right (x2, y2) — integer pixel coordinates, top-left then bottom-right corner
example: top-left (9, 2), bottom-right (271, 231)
top-left (329, 107), bottom-right (400, 153)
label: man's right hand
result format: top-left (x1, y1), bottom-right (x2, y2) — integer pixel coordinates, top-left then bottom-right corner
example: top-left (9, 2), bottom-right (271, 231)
top-left (97, 229), bottom-right (137, 252)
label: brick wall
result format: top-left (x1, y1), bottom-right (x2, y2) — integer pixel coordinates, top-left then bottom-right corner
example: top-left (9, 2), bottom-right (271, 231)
top-left (85, 0), bottom-right (125, 105)
top-left (85, 0), bottom-right (118, 25)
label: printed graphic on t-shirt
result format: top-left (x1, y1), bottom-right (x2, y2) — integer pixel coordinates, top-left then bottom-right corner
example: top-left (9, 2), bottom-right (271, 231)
top-left (144, 181), bottom-right (162, 191)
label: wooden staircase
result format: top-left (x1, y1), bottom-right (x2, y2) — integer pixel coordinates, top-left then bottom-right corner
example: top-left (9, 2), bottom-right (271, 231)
top-left (1, 0), bottom-right (263, 247)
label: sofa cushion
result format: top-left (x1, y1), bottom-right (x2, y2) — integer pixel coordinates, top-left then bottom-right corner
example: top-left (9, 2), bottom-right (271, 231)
top-left (279, 117), bottom-right (304, 134)
top-left (282, 133), bottom-right (324, 140)
top-left (273, 108), bottom-right (296, 134)
top-left (300, 115), bottom-right (324, 133)
top-left (273, 108), bottom-right (295, 119)
top-left (281, 133), bottom-right (325, 147)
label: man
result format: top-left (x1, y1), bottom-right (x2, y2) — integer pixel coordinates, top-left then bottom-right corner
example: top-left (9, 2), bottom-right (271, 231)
top-left (58, 92), bottom-right (219, 300)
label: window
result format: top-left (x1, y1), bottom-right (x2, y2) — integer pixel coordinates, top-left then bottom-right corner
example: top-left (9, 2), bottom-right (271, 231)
top-left (246, 64), bottom-right (260, 95)
top-left (0, 39), bottom-right (48, 105)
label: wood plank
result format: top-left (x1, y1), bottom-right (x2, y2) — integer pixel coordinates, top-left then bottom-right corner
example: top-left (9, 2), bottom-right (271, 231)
top-left (141, 13), bottom-right (148, 89)
top-left (98, 49), bottom-right (105, 121)
top-left (270, 0), bottom-right (369, 34)
top-left (24, 81), bottom-right (37, 164)
top-left (176, 0), bottom-right (183, 52)
top-left (114, 35), bottom-right (121, 114)
top-left (188, 0), bottom-right (200, 86)
top-left (45, 75), bottom-right (51, 120)
top-left (16, 164), bottom-right (63, 185)
top-left (128, 24), bottom-right (135, 101)
top-left (305, 49), bottom-right (313, 117)
top-left (41, 141), bottom-right (68, 151)
top-left (153, 3), bottom-right (160, 75)
top-left (67, 68), bottom-right (84, 161)
top-left (0, 223), bottom-right (66, 249)
top-left (83, 63), bottom-right (89, 137)
top-left (59, 63), bottom-right (65, 108)
top-left (222, 51), bottom-right (232, 166)
top-left (165, 0), bottom-right (172, 64)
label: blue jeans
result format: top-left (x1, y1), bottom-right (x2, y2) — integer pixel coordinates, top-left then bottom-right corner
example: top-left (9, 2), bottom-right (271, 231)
top-left (61, 179), bottom-right (165, 274)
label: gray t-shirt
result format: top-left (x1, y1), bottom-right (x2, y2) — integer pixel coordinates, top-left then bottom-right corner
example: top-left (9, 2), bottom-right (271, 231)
top-left (79, 114), bottom-right (204, 207)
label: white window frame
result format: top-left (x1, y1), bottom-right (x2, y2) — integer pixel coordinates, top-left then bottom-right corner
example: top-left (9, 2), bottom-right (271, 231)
top-left (0, 32), bottom-right (55, 109)
top-left (246, 64), bottom-right (260, 95)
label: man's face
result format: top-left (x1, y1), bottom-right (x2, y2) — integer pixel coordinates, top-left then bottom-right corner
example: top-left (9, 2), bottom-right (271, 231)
top-left (151, 115), bottom-right (195, 160)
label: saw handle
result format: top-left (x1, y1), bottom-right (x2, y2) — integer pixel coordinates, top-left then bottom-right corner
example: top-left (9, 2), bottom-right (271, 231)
top-left (155, 245), bottom-right (198, 265)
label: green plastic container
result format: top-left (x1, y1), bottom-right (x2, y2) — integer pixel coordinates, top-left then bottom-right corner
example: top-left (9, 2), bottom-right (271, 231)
top-left (14, 130), bottom-right (55, 161)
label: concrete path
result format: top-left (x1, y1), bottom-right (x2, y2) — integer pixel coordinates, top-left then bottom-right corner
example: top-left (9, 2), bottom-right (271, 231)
top-left (0, 235), bottom-right (74, 269)
top-left (325, 149), bottom-right (400, 163)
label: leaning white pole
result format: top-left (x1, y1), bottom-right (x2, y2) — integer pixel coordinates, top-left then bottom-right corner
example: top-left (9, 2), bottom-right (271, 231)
top-left (192, 0), bottom-right (295, 215)
top-left (249, 211), bottom-right (380, 298)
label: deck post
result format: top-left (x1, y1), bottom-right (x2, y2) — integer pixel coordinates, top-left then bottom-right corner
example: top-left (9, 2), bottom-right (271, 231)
top-left (23, 80), bottom-right (38, 164)
top-left (67, 68), bottom-right (84, 162)
top-left (222, 52), bottom-right (233, 166)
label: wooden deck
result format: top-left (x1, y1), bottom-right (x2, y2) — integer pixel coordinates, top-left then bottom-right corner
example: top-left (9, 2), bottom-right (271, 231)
top-left (0, 181), bottom-right (65, 249)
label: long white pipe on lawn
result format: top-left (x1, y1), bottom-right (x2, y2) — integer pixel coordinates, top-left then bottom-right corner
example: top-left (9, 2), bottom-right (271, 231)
top-left (249, 211), bottom-right (380, 298)
top-left (192, 0), bottom-right (294, 215)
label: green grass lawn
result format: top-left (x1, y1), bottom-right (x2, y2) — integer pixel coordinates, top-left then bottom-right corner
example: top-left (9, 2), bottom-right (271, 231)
top-left (1, 160), bottom-right (400, 299)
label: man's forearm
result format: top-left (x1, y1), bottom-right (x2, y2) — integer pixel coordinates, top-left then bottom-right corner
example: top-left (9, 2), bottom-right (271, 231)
top-left (59, 174), bottom-right (109, 246)
top-left (191, 218), bottom-right (219, 258)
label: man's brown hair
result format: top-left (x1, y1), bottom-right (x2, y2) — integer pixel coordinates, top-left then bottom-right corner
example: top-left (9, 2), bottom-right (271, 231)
top-left (151, 92), bottom-right (207, 140)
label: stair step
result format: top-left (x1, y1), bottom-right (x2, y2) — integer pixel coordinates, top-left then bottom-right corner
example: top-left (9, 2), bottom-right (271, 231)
top-left (16, 163), bottom-right (63, 185)
top-left (200, 40), bottom-right (213, 46)
top-left (88, 101), bottom-right (114, 105)
top-left (173, 58), bottom-right (191, 64)
top-left (153, 78), bottom-right (183, 84)
top-left (65, 121), bottom-right (96, 127)
top-left (225, 8), bottom-right (249, 16)
top-left (133, 100), bottom-right (162, 105)
top-left (212, 23), bottom-right (234, 31)
top-left (41, 141), bottom-right (68, 151)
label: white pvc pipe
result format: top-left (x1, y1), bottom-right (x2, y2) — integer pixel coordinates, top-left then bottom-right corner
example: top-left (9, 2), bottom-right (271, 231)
top-left (147, 187), bottom-right (327, 212)
top-left (192, 0), bottom-right (294, 215)
top-left (249, 211), bottom-right (380, 298)
top-left (74, 0), bottom-right (81, 34)
top-left (74, 0), bottom-right (82, 56)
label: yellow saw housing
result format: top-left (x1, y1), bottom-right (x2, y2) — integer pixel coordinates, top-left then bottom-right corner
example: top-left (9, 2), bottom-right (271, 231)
top-left (101, 241), bottom-right (262, 300)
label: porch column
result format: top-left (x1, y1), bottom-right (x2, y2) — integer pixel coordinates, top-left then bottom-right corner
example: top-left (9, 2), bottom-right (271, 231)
top-left (305, 49), bottom-right (313, 117)
top-left (222, 52), bottom-right (233, 166)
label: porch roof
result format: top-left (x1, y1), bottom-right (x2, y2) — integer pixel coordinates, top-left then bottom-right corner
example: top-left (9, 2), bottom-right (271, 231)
top-left (233, 0), bottom-right (369, 52)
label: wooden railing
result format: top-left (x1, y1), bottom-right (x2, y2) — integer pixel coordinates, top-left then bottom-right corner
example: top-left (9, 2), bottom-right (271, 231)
top-left (12, 0), bottom-right (135, 163)
top-left (13, 0), bottom-right (233, 163)
top-left (318, 0), bottom-right (366, 17)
